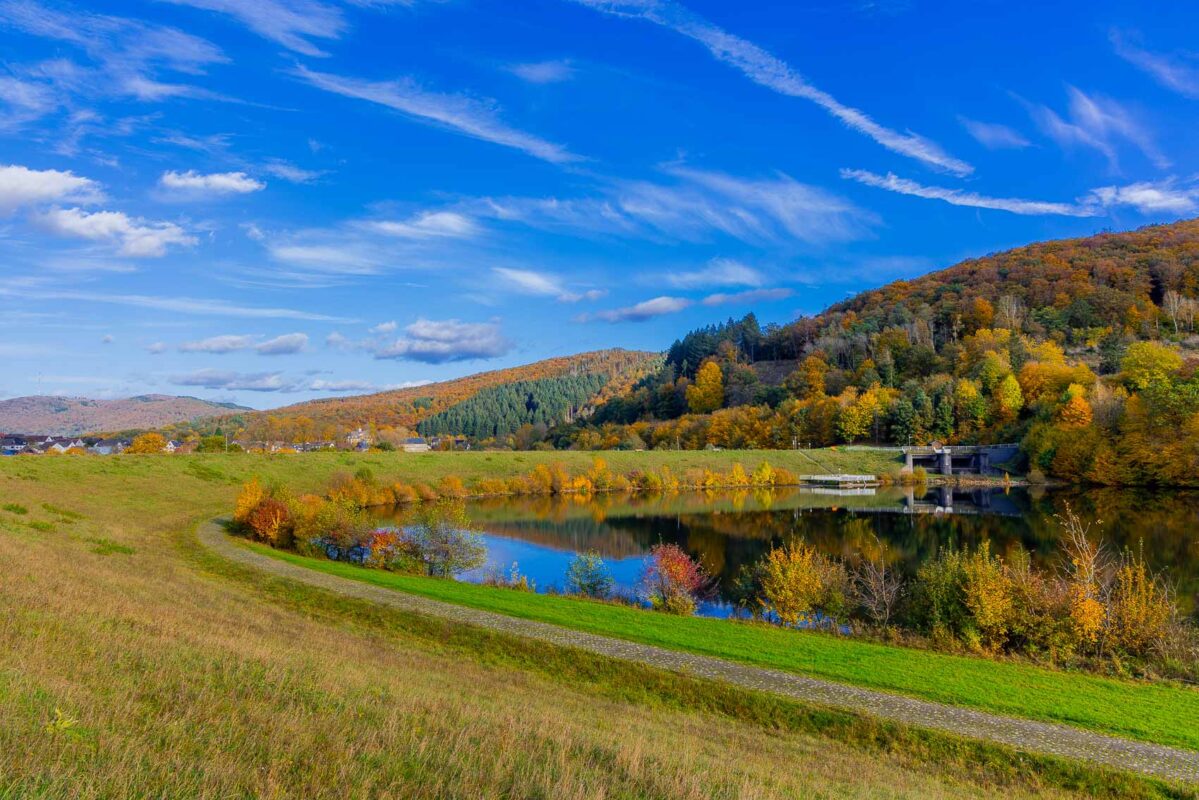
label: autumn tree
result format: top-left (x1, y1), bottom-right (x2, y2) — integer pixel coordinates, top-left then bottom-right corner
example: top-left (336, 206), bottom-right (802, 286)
top-left (685, 360), bottom-right (724, 414)
top-left (127, 432), bottom-right (167, 454)
top-left (783, 354), bottom-right (828, 399)
top-left (1121, 341), bottom-right (1183, 390)
top-left (1058, 384), bottom-right (1093, 427)
top-left (993, 374), bottom-right (1024, 422)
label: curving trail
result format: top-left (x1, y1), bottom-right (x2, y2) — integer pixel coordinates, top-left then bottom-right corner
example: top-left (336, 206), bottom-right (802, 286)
top-left (198, 520), bottom-right (1199, 786)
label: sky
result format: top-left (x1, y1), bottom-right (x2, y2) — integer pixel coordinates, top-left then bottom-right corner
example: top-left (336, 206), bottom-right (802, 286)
top-left (2, 0), bottom-right (1199, 408)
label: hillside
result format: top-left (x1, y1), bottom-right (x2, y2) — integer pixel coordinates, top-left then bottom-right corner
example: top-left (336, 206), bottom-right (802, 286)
top-left (554, 219), bottom-right (1199, 485)
top-left (0, 395), bottom-right (247, 436)
top-left (217, 349), bottom-right (660, 443)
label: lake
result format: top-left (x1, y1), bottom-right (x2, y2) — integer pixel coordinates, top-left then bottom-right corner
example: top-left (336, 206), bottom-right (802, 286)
top-left (368, 485), bottom-right (1199, 619)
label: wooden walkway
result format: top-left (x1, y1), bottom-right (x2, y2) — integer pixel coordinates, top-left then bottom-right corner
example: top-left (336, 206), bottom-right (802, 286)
top-left (198, 521), bottom-right (1199, 786)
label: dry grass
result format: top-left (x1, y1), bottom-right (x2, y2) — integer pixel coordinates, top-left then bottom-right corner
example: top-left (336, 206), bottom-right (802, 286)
top-left (0, 455), bottom-right (1173, 798)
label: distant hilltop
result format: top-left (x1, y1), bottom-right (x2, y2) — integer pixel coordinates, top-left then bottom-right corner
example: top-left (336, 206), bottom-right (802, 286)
top-left (0, 394), bottom-right (248, 436)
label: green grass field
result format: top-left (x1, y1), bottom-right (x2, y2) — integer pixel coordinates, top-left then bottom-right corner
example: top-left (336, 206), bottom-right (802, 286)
top-left (244, 539), bottom-right (1199, 751)
top-left (1, 450), bottom-right (1187, 798)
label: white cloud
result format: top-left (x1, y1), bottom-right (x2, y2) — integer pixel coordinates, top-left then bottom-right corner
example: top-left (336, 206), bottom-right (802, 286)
top-left (161, 0), bottom-right (347, 57)
top-left (372, 318), bottom-right (511, 363)
top-left (256, 332), bottom-right (308, 354)
top-left (179, 334), bottom-right (257, 353)
top-left (493, 267), bottom-right (597, 302)
top-left (1026, 86), bottom-right (1168, 170)
top-left (308, 378), bottom-right (377, 392)
top-left (39, 207), bottom-right (198, 256)
top-left (1111, 30), bottom-right (1199, 100)
top-left (0, 287), bottom-right (350, 321)
top-left (1087, 181), bottom-right (1199, 214)
top-left (365, 210), bottom-right (479, 239)
top-left (702, 287), bottom-right (792, 306)
top-left (146, 341), bottom-right (167, 354)
top-left (664, 257), bottom-right (763, 289)
top-left (842, 169), bottom-right (1097, 217)
top-left (369, 321), bottom-right (398, 334)
top-left (958, 117), bottom-right (1030, 150)
top-left (160, 169), bottom-right (265, 195)
top-left (261, 160), bottom-right (324, 183)
top-left (171, 368), bottom-right (298, 392)
top-left (507, 60), bottom-right (576, 84)
top-left (479, 165), bottom-right (871, 245)
top-left (568, 0), bottom-right (971, 176)
top-left (294, 65), bottom-right (578, 164)
top-left (0, 164), bottom-right (103, 212)
top-left (178, 332), bottom-right (309, 354)
top-left (581, 295), bottom-right (691, 323)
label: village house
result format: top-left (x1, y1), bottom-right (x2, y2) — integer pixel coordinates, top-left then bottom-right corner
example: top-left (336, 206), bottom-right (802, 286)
top-left (0, 436), bottom-right (28, 456)
top-left (399, 437), bottom-right (431, 453)
top-left (89, 438), bottom-right (131, 456)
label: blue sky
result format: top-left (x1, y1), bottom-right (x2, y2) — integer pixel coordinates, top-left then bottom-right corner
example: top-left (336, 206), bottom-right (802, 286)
top-left (2, 0), bottom-right (1198, 408)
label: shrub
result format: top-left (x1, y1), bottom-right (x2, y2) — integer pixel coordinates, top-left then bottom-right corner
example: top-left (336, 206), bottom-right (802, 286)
top-left (849, 538), bottom-right (904, 627)
top-left (961, 542), bottom-right (1013, 650)
top-left (472, 478), bottom-right (509, 496)
top-left (404, 499), bottom-right (485, 577)
top-left (1107, 548), bottom-right (1172, 656)
top-left (565, 551), bottom-right (614, 599)
top-left (751, 461), bottom-right (775, 486)
top-left (760, 540), bottom-right (849, 628)
top-left (391, 483), bottom-right (419, 504)
top-left (246, 497), bottom-right (291, 547)
top-left (232, 478), bottom-right (266, 525)
top-left (760, 541), bottom-right (823, 626)
top-left (483, 562), bottom-right (535, 592)
top-left (641, 543), bottom-right (711, 616)
top-left (437, 475), bottom-right (467, 498)
top-left (909, 548), bottom-right (970, 640)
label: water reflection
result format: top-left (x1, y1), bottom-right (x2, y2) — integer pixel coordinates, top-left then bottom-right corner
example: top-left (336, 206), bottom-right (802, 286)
top-left (367, 486), bottom-right (1199, 619)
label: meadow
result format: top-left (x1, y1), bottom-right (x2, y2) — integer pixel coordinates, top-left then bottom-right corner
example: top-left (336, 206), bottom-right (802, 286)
top-left (0, 450), bottom-right (1190, 798)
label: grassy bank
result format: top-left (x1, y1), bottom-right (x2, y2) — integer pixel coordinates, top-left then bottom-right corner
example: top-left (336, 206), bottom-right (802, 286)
top-left (5, 449), bottom-right (1184, 797)
top-left (245, 539), bottom-right (1199, 752)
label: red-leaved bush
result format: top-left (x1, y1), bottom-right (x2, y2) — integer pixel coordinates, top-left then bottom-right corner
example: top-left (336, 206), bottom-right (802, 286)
top-left (641, 543), bottom-right (712, 615)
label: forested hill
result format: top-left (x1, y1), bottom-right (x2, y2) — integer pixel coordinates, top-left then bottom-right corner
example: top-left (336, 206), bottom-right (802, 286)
top-left (215, 349), bottom-right (659, 443)
top-left (555, 218), bottom-right (1199, 486)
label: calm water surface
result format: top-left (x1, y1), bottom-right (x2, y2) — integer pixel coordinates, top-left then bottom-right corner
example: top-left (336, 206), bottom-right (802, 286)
top-left (368, 486), bottom-right (1199, 619)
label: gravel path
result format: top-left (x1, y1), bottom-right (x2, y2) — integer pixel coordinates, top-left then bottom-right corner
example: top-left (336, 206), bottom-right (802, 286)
top-left (199, 521), bottom-right (1199, 785)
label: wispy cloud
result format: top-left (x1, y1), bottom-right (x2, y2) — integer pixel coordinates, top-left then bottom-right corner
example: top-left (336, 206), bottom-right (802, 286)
top-left (1024, 86), bottom-right (1168, 170)
top-left (1111, 29), bottom-right (1199, 100)
top-left (161, 0), bottom-right (347, 58)
top-left (702, 287), bottom-right (792, 306)
top-left (507, 59), bottom-right (576, 84)
top-left (159, 169), bottom-right (265, 196)
top-left (492, 267), bottom-right (602, 302)
top-left (294, 65), bottom-right (578, 163)
top-left (363, 210), bottom-right (479, 239)
top-left (261, 160), bottom-right (325, 183)
top-left (479, 164), bottom-right (872, 245)
top-left (170, 368), bottom-right (298, 392)
top-left (0, 0), bottom-right (229, 119)
top-left (0, 287), bottom-right (352, 321)
top-left (842, 169), bottom-right (1097, 217)
top-left (0, 164), bottom-right (103, 212)
top-left (178, 332), bottom-right (309, 354)
top-left (663, 257), bottom-right (763, 289)
top-left (567, 0), bottom-right (971, 176)
top-left (578, 295), bottom-right (691, 323)
top-left (38, 207), bottom-right (198, 256)
top-left (958, 117), bottom-right (1030, 150)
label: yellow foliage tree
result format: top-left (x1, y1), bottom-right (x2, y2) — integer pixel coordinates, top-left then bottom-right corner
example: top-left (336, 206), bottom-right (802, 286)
top-left (760, 541), bottom-right (824, 626)
top-left (686, 361), bottom-right (724, 414)
top-left (1121, 341), bottom-right (1183, 390)
top-left (126, 432), bottom-right (167, 454)
top-left (233, 478), bottom-right (266, 524)
top-left (1058, 384), bottom-right (1093, 428)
